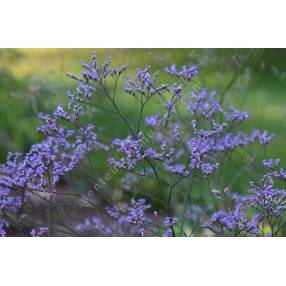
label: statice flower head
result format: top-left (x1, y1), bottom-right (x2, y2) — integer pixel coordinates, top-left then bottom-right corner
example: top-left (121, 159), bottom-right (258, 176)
top-left (258, 130), bottom-right (274, 145)
top-left (108, 134), bottom-right (174, 172)
top-left (0, 187), bottom-right (23, 236)
top-left (53, 105), bottom-right (72, 120)
top-left (262, 158), bottom-right (280, 169)
top-left (106, 198), bottom-right (153, 236)
top-left (224, 105), bottom-right (249, 123)
top-left (66, 53), bottom-right (127, 116)
top-left (76, 52), bottom-right (127, 81)
top-left (206, 204), bottom-right (251, 236)
top-left (165, 64), bottom-right (198, 80)
top-left (144, 113), bottom-right (161, 127)
top-left (108, 136), bottom-right (143, 170)
top-left (247, 174), bottom-right (286, 218)
top-left (204, 160), bottom-right (286, 236)
top-left (200, 162), bottom-right (220, 176)
top-left (0, 106), bottom-right (105, 193)
top-left (124, 65), bottom-right (169, 98)
top-left (187, 89), bottom-right (222, 118)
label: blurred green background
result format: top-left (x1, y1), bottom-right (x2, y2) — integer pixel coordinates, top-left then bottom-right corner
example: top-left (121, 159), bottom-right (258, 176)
top-left (1, 48), bottom-right (286, 206)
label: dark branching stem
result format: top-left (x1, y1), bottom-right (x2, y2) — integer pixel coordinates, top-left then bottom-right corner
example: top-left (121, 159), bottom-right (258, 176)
top-left (98, 78), bottom-right (163, 185)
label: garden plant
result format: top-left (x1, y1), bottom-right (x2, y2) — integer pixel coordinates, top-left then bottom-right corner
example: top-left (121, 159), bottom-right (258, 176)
top-left (1, 51), bottom-right (285, 237)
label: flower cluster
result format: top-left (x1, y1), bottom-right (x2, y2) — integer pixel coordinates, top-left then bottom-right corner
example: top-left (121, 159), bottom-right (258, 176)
top-left (0, 187), bottom-right (22, 236)
top-left (77, 198), bottom-right (179, 237)
top-left (76, 216), bottom-right (112, 236)
top-left (204, 160), bottom-right (286, 236)
top-left (0, 107), bottom-right (104, 193)
top-left (124, 65), bottom-right (169, 98)
top-left (109, 86), bottom-right (272, 180)
top-left (108, 134), bottom-right (175, 172)
top-left (105, 198), bottom-right (153, 236)
top-left (165, 64), bottom-right (198, 80)
top-left (30, 227), bottom-right (48, 237)
top-left (67, 52), bottom-right (127, 115)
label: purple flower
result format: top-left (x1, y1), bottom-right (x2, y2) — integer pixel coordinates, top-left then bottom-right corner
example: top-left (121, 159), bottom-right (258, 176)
top-left (0, 51), bottom-right (281, 237)
top-left (204, 161), bottom-right (286, 236)
top-left (125, 66), bottom-right (168, 98)
top-left (144, 113), bottom-right (161, 127)
top-left (76, 216), bottom-right (112, 236)
top-left (263, 159), bottom-right (280, 169)
top-left (165, 64), bottom-right (198, 80)
top-left (30, 227), bottom-right (48, 237)
top-left (224, 105), bottom-right (249, 123)
top-left (106, 198), bottom-right (153, 236)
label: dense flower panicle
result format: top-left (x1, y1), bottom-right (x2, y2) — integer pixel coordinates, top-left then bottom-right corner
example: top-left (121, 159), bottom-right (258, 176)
top-left (78, 52), bottom-right (128, 82)
top-left (107, 134), bottom-right (173, 171)
top-left (187, 89), bottom-right (250, 126)
top-left (0, 187), bottom-right (23, 236)
top-left (0, 187), bottom-right (22, 213)
top-left (53, 105), bottom-right (72, 120)
top-left (0, 107), bottom-right (105, 193)
top-left (105, 198), bottom-right (153, 236)
top-left (108, 136), bottom-right (143, 170)
top-left (204, 161), bottom-right (286, 236)
top-left (185, 122), bottom-right (225, 176)
top-left (124, 65), bottom-right (169, 97)
top-left (76, 198), bottom-right (164, 237)
top-left (204, 204), bottom-right (252, 236)
top-left (247, 175), bottom-right (286, 217)
top-left (259, 158), bottom-right (286, 181)
top-left (67, 53), bottom-right (127, 116)
top-left (187, 89), bottom-right (222, 118)
top-left (76, 82), bottom-right (97, 99)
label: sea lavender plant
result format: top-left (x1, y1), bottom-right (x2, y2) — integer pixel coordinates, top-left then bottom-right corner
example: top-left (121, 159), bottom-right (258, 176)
top-left (0, 51), bottom-right (283, 237)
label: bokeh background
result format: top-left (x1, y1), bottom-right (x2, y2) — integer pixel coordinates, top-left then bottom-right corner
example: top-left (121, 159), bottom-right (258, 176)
top-left (1, 49), bottom-right (286, 225)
